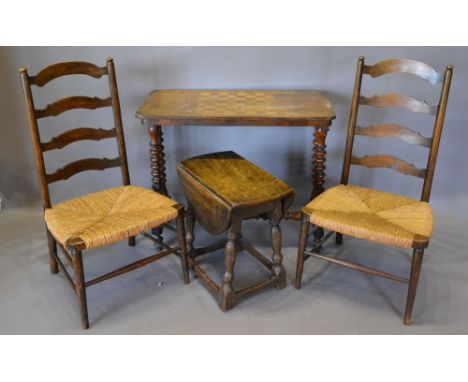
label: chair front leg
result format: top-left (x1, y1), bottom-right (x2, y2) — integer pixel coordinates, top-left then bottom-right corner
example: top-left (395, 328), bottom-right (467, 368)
top-left (175, 207), bottom-right (190, 284)
top-left (404, 247), bottom-right (424, 325)
top-left (335, 232), bottom-right (343, 246)
top-left (185, 205), bottom-right (196, 257)
top-left (71, 248), bottom-right (89, 329)
top-left (294, 214), bottom-right (310, 289)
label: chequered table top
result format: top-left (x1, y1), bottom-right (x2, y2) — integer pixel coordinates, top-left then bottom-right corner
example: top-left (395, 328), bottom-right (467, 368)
top-left (136, 89), bottom-right (335, 124)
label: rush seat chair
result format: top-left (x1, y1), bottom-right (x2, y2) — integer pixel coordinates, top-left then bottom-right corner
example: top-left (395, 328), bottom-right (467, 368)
top-left (19, 58), bottom-right (189, 329)
top-left (294, 57), bottom-right (453, 325)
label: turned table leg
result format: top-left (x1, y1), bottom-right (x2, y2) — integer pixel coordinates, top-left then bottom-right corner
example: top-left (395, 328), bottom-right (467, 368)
top-left (311, 124), bottom-right (330, 249)
top-left (218, 222), bottom-right (241, 311)
top-left (148, 124), bottom-right (168, 246)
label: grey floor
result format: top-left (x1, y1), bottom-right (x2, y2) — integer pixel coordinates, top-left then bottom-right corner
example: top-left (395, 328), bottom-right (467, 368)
top-left (1, 205), bottom-right (467, 334)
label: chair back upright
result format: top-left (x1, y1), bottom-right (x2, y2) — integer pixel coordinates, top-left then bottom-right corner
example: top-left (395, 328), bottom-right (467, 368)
top-left (340, 56), bottom-right (453, 202)
top-left (19, 58), bottom-right (130, 211)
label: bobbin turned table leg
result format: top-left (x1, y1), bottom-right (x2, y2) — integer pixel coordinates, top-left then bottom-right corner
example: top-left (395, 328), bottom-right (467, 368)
top-left (218, 222), bottom-right (240, 311)
top-left (148, 124), bottom-right (168, 247)
top-left (311, 124), bottom-right (330, 249)
top-left (270, 204), bottom-right (287, 289)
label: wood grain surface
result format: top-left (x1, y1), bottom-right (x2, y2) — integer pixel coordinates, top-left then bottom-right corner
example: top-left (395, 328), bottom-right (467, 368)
top-left (136, 89), bottom-right (336, 125)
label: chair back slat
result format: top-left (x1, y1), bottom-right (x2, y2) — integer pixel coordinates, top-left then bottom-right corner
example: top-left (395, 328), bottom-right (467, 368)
top-left (19, 58), bottom-right (130, 210)
top-left (41, 127), bottom-right (117, 151)
top-left (351, 155), bottom-right (426, 179)
top-left (46, 157), bottom-right (121, 184)
top-left (29, 61), bottom-right (107, 87)
top-left (359, 94), bottom-right (437, 115)
top-left (35, 96), bottom-right (112, 119)
top-left (355, 124), bottom-right (431, 147)
top-left (363, 58), bottom-right (443, 85)
top-left (340, 56), bottom-right (453, 202)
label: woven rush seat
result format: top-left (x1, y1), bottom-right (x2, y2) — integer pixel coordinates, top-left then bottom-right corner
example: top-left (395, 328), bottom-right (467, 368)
top-left (303, 184), bottom-right (433, 249)
top-left (45, 185), bottom-right (179, 250)
top-left (177, 151), bottom-right (294, 234)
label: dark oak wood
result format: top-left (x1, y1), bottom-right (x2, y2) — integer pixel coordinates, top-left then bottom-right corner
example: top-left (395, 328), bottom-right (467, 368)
top-left (41, 127), bottom-right (117, 151)
top-left (359, 94), bottom-right (437, 115)
top-left (176, 212), bottom-right (190, 285)
top-left (29, 61), bottom-right (107, 87)
top-left (46, 157), bottom-right (121, 184)
top-left (177, 151), bottom-right (294, 235)
top-left (52, 249), bottom-right (76, 292)
top-left (35, 96), bottom-right (112, 119)
top-left (148, 125), bottom-right (167, 195)
top-left (294, 215), bottom-right (309, 289)
top-left (270, 204), bottom-right (287, 289)
top-left (404, 248), bottom-right (424, 325)
top-left (240, 239), bottom-right (274, 270)
top-left (297, 56), bottom-right (453, 325)
top-left (46, 229), bottom-right (59, 273)
top-left (218, 225), bottom-right (239, 311)
top-left (85, 247), bottom-right (179, 288)
top-left (356, 124), bottom-right (431, 147)
top-left (341, 56), bottom-right (365, 185)
top-left (19, 58), bottom-right (189, 329)
top-left (178, 151), bottom-right (293, 310)
top-left (350, 155), bottom-right (426, 178)
top-left (71, 249), bottom-right (89, 330)
top-left (363, 58), bottom-right (443, 85)
top-left (311, 126), bottom-right (329, 199)
top-left (107, 58), bottom-right (131, 187)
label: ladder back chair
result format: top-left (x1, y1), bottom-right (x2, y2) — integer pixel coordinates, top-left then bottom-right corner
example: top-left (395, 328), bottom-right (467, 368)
top-left (294, 57), bottom-right (453, 325)
top-left (19, 58), bottom-right (189, 329)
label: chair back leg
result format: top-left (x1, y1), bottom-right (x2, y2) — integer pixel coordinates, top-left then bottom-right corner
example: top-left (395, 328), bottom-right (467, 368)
top-left (269, 204), bottom-right (287, 289)
top-left (335, 232), bottom-right (343, 245)
top-left (404, 248), bottom-right (424, 325)
top-left (294, 215), bottom-right (310, 289)
top-left (72, 249), bottom-right (89, 329)
top-left (185, 205), bottom-right (196, 255)
top-left (176, 211), bottom-right (190, 284)
top-left (46, 230), bottom-right (59, 274)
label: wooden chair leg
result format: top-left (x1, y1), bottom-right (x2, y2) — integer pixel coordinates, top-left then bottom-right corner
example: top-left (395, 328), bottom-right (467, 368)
top-left (335, 232), bottom-right (343, 246)
top-left (218, 224), bottom-right (239, 311)
top-left (151, 227), bottom-right (163, 251)
top-left (71, 249), bottom-right (89, 329)
top-left (176, 213), bottom-right (190, 284)
top-left (404, 248), bottom-right (424, 325)
top-left (270, 206), bottom-right (287, 290)
top-left (294, 214), bottom-right (310, 289)
top-left (186, 205), bottom-right (196, 256)
top-left (46, 229), bottom-right (59, 274)
top-left (128, 236), bottom-right (136, 247)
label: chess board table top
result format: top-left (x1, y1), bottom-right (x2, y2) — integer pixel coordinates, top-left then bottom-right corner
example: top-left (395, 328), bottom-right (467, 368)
top-left (136, 89), bottom-right (336, 126)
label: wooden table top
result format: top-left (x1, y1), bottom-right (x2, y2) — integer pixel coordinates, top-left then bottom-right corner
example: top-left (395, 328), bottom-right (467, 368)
top-left (136, 89), bottom-right (336, 126)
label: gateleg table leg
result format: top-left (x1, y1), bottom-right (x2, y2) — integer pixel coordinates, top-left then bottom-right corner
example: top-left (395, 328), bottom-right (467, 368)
top-left (310, 124), bottom-right (330, 249)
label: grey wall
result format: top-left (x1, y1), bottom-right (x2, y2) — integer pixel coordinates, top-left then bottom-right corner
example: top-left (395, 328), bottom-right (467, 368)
top-left (1, 47), bottom-right (467, 212)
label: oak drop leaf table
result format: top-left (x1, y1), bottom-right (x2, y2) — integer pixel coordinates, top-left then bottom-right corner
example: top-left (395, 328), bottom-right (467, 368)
top-left (136, 89), bottom-right (336, 219)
